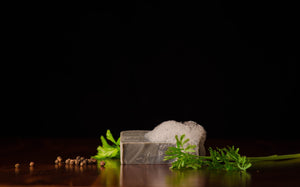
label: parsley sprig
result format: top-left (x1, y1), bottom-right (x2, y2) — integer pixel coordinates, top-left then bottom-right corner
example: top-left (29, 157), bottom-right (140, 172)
top-left (91, 129), bottom-right (120, 160)
top-left (208, 146), bottom-right (252, 171)
top-left (164, 134), bottom-right (300, 171)
top-left (164, 134), bottom-right (203, 169)
top-left (164, 134), bottom-right (251, 171)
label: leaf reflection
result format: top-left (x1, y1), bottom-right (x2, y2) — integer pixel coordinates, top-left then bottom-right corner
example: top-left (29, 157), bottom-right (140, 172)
top-left (92, 159), bottom-right (120, 186)
top-left (167, 169), bottom-right (251, 187)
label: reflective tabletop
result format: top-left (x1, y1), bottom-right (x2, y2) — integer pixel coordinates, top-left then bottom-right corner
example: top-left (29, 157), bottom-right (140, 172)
top-left (0, 138), bottom-right (299, 187)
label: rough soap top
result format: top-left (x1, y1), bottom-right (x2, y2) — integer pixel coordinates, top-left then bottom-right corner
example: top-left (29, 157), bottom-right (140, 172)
top-left (144, 120), bottom-right (206, 146)
top-left (121, 130), bottom-right (151, 143)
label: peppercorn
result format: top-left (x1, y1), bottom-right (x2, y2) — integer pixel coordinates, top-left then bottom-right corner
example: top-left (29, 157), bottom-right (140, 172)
top-left (100, 161), bottom-right (105, 167)
top-left (80, 161), bottom-right (87, 167)
top-left (29, 162), bottom-right (34, 167)
top-left (69, 160), bottom-right (75, 165)
top-left (57, 156), bottom-right (62, 162)
top-left (74, 160), bottom-right (79, 165)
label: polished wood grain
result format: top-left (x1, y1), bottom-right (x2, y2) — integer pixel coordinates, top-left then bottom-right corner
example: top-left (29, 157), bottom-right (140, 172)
top-left (0, 138), bottom-right (299, 186)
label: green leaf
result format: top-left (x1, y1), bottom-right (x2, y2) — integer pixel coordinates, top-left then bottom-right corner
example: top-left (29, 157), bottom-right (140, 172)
top-left (164, 155), bottom-right (177, 161)
top-left (183, 139), bottom-right (190, 145)
top-left (165, 147), bottom-right (179, 154)
top-left (186, 145), bottom-right (196, 150)
top-left (94, 147), bottom-right (120, 159)
top-left (184, 149), bottom-right (196, 153)
top-left (106, 129), bottom-right (117, 145)
top-left (175, 135), bottom-right (180, 148)
top-left (180, 134), bottom-right (185, 142)
top-left (101, 136), bottom-right (113, 148)
top-left (116, 137), bottom-right (121, 146)
top-left (92, 129), bottom-right (120, 160)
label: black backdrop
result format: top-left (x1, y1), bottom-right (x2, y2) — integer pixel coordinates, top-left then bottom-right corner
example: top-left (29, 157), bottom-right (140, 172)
top-left (4, 1), bottom-right (299, 140)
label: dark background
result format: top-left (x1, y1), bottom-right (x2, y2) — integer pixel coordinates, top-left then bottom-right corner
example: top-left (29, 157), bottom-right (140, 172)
top-left (4, 1), bottom-right (299, 140)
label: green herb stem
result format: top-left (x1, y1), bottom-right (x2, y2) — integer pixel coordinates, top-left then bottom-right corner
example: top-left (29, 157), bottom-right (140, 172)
top-left (249, 153), bottom-right (300, 162)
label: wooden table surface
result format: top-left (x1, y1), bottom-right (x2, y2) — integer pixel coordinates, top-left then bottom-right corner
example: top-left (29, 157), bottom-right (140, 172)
top-left (0, 137), bottom-right (300, 187)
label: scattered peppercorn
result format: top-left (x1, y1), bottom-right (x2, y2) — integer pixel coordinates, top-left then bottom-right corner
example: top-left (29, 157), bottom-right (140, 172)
top-left (54, 155), bottom-right (98, 168)
top-left (57, 156), bottom-right (63, 163)
top-left (80, 162), bottom-right (85, 167)
top-left (100, 161), bottom-right (105, 167)
top-left (69, 159), bottom-right (75, 165)
top-left (29, 162), bottom-right (34, 167)
top-left (75, 160), bottom-right (79, 165)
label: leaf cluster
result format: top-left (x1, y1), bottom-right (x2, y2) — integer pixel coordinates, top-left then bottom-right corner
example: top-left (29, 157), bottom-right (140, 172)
top-left (207, 146), bottom-right (252, 171)
top-left (164, 134), bottom-right (252, 171)
top-left (164, 135), bottom-right (202, 169)
top-left (91, 129), bottom-right (120, 160)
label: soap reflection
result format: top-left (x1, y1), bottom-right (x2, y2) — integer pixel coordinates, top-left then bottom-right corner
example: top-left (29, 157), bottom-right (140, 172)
top-left (92, 160), bottom-right (251, 187)
top-left (120, 165), bottom-right (179, 187)
top-left (120, 164), bottom-right (251, 187)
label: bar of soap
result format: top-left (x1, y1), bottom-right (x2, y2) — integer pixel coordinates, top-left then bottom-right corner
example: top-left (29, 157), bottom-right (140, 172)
top-left (120, 130), bottom-right (176, 164)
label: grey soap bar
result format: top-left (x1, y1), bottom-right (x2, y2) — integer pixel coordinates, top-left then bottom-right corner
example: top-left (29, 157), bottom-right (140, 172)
top-left (120, 130), bottom-right (176, 164)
